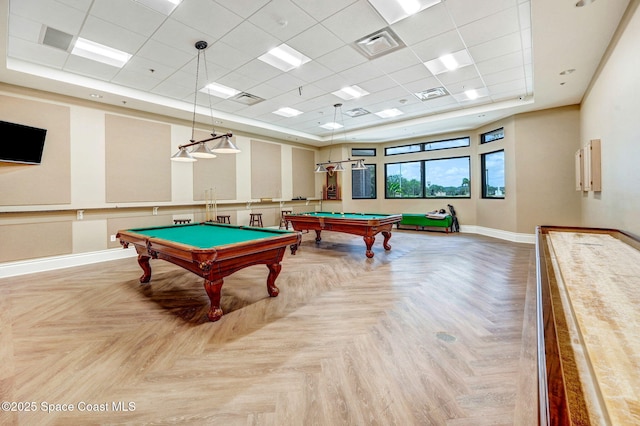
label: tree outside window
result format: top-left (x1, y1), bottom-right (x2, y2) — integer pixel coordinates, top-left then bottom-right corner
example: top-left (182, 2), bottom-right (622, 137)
top-left (385, 161), bottom-right (423, 198)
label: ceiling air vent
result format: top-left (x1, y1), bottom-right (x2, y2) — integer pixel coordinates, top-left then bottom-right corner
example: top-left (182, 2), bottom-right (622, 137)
top-left (41, 26), bottom-right (74, 51)
top-left (345, 108), bottom-right (371, 117)
top-left (230, 92), bottom-right (265, 106)
top-left (414, 87), bottom-right (449, 101)
top-left (354, 27), bottom-right (405, 59)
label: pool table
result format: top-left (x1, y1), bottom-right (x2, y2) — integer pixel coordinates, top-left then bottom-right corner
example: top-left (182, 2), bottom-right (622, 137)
top-left (284, 212), bottom-right (402, 258)
top-left (116, 222), bottom-right (301, 321)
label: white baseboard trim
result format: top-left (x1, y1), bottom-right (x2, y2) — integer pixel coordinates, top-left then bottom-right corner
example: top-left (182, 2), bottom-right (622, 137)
top-left (0, 226), bottom-right (535, 278)
top-left (0, 247), bottom-right (137, 279)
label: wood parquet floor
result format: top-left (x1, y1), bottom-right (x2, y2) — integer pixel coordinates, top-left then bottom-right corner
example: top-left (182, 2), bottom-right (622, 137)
top-left (0, 230), bottom-right (538, 425)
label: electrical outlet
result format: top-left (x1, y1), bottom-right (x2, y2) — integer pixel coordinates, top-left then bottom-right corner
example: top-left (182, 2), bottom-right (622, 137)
top-left (77, 210), bottom-right (84, 220)
top-left (110, 235), bottom-right (117, 242)
top-left (153, 207), bottom-right (158, 215)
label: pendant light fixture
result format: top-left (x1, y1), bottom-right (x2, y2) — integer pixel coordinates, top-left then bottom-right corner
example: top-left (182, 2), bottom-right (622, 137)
top-left (171, 41), bottom-right (240, 162)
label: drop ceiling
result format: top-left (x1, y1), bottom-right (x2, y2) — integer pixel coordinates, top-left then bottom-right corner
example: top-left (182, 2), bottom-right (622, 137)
top-left (0, 0), bottom-right (632, 146)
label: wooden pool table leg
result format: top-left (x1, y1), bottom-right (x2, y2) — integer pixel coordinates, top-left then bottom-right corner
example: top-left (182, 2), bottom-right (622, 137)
top-left (363, 236), bottom-right (375, 258)
top-left (266, 263), bottom-right (281, 297)
top-left (137, 255), bottom-right (152, 283)
top-left (314, 230), bottom-right (322, 243)
top-left (381, 231), bottom-right (392, 250)
top-left (203, 278), bottom-right (224, 322)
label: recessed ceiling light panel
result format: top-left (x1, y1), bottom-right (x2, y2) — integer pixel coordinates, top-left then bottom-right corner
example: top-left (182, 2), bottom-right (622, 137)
top-left (200, 82), bottom-right (241, 99)
top-left (424, 49), bottom-right (474, 75)
top-left (368, 0), bottom-right (442, 24)
top-left (273, 107), bottom-right (303, 117)
top-left (332, 85), bottom-right (369, 100)
top-left (452, 87), bottom-right (489, 102)
top-left (71, 37), bottom-right (132, 68)
top-left (258, 43), bottom-right (311, 72)
top-left (374, 108), bottom-right (404, 118)
top-left (320, 122), bottom-right (343, 130)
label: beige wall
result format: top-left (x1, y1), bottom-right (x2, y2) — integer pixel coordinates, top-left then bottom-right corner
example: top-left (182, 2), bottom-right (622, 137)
top-left (580, 1), bottom-right (640, 236)
top-left (513, 107), bottom-right (582, 233)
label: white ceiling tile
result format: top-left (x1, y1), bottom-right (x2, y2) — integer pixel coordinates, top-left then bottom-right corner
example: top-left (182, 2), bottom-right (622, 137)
top-left (264, 73), bottom-right (307, 92)
top-left (7, 38), bottom-right (68, 68)
top-left (150, 19), bottom-right (211, 54)
top-left (457, 7), bottom-right (521, 48)
top-left (219, 21), bottom-right (280, 58)
top-left (248, 0), bottom-right (317, 42)
top-left (287, 24), bottom-right (345, 60)
top-left (63, 55), bottom-right (121, 80)
top-left (235, 59), bottom-right (283, 85)
top-left (213, 0), bottom-right (271, 19)
top-left (120, 56), bottom-right (175, 80)
top-left (444, 0), bottom-right (516, 27)
top-left (89, 0), bottom-right (166, 37)
top-left (79, 15), bottom-right (147, 54)
top-left (386, 63), bottom-right (432, 85)
top-left (482, 67), bottom-right (526, 87)
top-left (291, 0), bottom-right (357, 21)
top-left (171, 0), bottom-right (244, 40)
top-left (315, 45), bottom-right (367, 73)
top-left (10, 0), bottom-right (86, 34)
top-left (8, 14), bottom-right (43, 44)
top-left (369, 48), bottom-right (423, 75)
top-left (475, 51), bottom-right (525, 76)
top-left (436, 65), bottom-right (481, 86)
top-left (136, 39), bottom-right (193, 68)
top-left (203, 41), bottom-right (252, 70)
top-left (468, 31), bottom-right (523, 63)
top-left (111, 68), bottom-right (164, 91)
top-left (410, 30), bottom-right (466, 63)
top-left (321, 1), bottom-right (387, 44)
top-left (289, 61), bottom-right (334, 84)
top-left (391, 3), bottom-right (454, 46)
top-left (57, 0), bottom-right (93, 11)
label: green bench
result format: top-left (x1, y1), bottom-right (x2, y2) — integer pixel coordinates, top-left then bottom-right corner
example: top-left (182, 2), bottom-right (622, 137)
top-left (397, 213), bottom-right (453, 233)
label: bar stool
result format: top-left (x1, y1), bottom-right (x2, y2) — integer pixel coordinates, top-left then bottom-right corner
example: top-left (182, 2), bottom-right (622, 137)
top-left (280, 210), bottom-right (292, 229)
top-left (249, 213), bottom-right (263, 227)
top-left (216, 215), bottom-right (231, 224)
top-left (173, 219), bottom-right (191, 224)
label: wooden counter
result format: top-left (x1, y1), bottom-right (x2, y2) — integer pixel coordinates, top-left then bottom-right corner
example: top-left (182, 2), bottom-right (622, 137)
top-left (536, 226), bottom-right (640, 425)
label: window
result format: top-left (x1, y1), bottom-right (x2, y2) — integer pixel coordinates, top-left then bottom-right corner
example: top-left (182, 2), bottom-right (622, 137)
top-left (385, 144), bottom-right (421, 156)
top-left (352, 164), bottom-right (376, 199)
top-left (423, 137), bottom-right (469, 151)
top-left (425, 156), bottom-right (470, 198)
top-left (481, 150), bottom-right (505, 198)
top-left (351, 148), bottom-right (376, 157)
top-left (481, 128), bottom-right (504, 144)
top-left (385, 161), bottom-right (423, 198)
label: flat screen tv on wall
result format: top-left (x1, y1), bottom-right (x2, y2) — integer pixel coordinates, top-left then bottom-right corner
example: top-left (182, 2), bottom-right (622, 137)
top-left (0, 120), bottom-right (48, 164)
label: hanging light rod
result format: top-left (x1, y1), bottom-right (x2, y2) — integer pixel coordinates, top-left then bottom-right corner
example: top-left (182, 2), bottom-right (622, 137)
top-left (314, 158), bottom-right (367, 172)
top-left (171, 40), bottom-right (241, 162)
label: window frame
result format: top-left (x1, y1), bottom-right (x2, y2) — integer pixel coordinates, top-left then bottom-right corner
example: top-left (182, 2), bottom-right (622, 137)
top-left (424, 155), bottom-right (471, 199)
top-left (481, 149), bottom-right (505, 199)
top-left (480, 127), bottom-right (504, 144)
top-left (351, 163), bottom-right (377, 199)
top-left (384, 160), bottom-right (424, 199)
top-left (351, 148), bottom-right (376, 157)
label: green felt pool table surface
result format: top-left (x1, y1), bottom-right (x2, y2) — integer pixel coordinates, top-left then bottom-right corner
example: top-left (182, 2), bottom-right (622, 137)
top-left (127, 222), bottom-right (295, 249)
